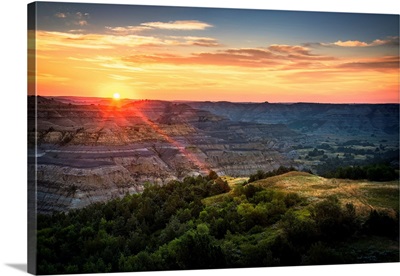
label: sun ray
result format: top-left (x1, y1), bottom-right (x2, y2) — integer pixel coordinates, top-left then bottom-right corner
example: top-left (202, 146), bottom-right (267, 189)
top-left (130, 104), bottom-right (210, 172)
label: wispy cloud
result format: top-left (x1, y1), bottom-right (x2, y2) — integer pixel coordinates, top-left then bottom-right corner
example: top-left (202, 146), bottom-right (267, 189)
top-left (105, 26), bottom-right (152, 34)
top-left (68, 56), bottom-right (115, 62)
top-left (331, 40), bottom-right (370, 47)
top-left (68, 29), bottom-right (85, 33)
top-left (121, 45), bottom-right (335, 68)
top-left (55, 12), bottom-right (66, 18)
top-left (314, 36), bottom-right (400, 47)
top-left (76, 20), bottom-right (88, 26)
top-left (371, 36), bottom-right (399, 46)
top-left (122, 49), bottom-right (279, 68)
top-left (183, 36), bottom-right (220, 47)
top-left (37, 31), bottom-right (114, 50)
top-left (166, 36), bottom-right (220, 47)
top-left (37, 31), bottom-right (164, 50)
top-left (334, 37), bottom-right (398, 47)
top-left (76, 12), bottom-right (89, 17)
top-left (108, 74), bottom-right (133, 81)
top-left (141, 20), bottom-right (213, 30)
top-left (105, 19), bottom-right (213, 34)
top-left (42, 28), bottom-right (393, 75)
top-left (268, 44), bottom-right (334, 61)
top-left (54, 11), bottom-right (90, 26)
top-left (268, 44), bottom-right (311, 55)
top-left (338, 56), bottom-right (399, 70)
top-left (74, 12), bottom-right (89, 26)
top-left (36, 31), bottom-right (220, 50)
top-left (68, 56), bottom-right (145, 74)
top-left (37, 73), bottom-right (70, 82)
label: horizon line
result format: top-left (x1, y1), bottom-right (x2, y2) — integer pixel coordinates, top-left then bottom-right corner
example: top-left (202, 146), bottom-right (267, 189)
top-left (32, 95), bottom-right (399, 105)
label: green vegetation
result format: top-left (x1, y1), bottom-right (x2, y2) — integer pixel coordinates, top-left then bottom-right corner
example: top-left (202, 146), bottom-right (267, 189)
top-left (307, 148), bottom-right (325, 157)
top-left (362, 186), bottom-right (399, 210)
top-left (324, 164), bottom-right (398, 181)
top-left (293, 135), bottom-right (399, 177)
top-left (37, 170), bottom-right (399, 274)
top-left (248, 166), bottom-right (297, 183)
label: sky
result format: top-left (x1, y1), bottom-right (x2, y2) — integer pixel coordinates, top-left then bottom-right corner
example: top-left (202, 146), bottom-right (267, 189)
top-left (28, 2), bottom-right (399, 103)
top-left (2, 3), bottom-right (398, 276)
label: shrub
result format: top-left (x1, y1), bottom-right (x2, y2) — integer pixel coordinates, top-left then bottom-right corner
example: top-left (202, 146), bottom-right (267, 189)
top-left (363, 210), bottom-right (399, 239)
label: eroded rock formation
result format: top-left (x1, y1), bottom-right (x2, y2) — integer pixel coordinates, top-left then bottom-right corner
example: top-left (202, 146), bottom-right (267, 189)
top-left (29, 97), bottom-right (297, 212)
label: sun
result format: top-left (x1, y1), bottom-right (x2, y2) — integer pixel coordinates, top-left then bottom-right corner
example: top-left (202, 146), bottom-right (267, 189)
top-left (113, 93), bottom-right (120, 100)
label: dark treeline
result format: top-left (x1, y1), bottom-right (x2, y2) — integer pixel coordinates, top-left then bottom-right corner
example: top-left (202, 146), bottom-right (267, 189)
top-left (324, 164), bottom-right (398, 182)
top-left (247, 166), bottom-right (299, 183)
top-left (37, 171), bottom-right (399, 274)
top-left (315, 148), bottom-right (399, 176)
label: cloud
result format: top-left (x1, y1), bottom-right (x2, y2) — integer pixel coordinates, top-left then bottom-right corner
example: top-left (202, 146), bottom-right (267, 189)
top-left (37, 31), bottom-right (113, 50)
top-left (73, 12), bottom-right (89, 26)
top-left (141, 20), bottom-right (213, 30)
top-left (338, 56), bottom-right (399, 70)
top-left (193, 50), bottom-right (280, 67)
top-left (122, 49), bottom-right (279, 68)
top-left (370, 36), bottom-right (399, 46)
top-left (105, 19), bottom-right (213, 34)
top-left (54, 11), bottom-right (90, 26)
top-left (108, 74), bottom-right (133, 81)
top-left (68, 29), bottom-right (85, 33)
top-left (332, 40), bottom-right (369, 47)
top-left (268, 44), bottom-right (311, 55)
top-left (68, 56), bottom-right (115, 63)
top-left (76, 20), bottom-right (88, 26)
top-left (183, 36), bottom-right (220, 47)
top-left (280, 70), bottom-right (344, 83)
top-left (117, 40), bottom-right (337, 71)
top-left (36, 30), bottom-right (220, 50)
top-left (105, 26), bottom-right (151, 34)
top-left (55, 12), bottom-right (66, 18)
top-left (166, 36), bottom-right (220, 47)
top-left (37, 73), bottom-right (70, 82)
top-left (75, 12), bottom-right (89, 18)
top-left (36, 31), bottom-right (160, 50)
top-left (280, 61), bottom-right (327, 70)
top-left (99, 62), bottom-right (144, 72)
top-left (315, 36), bottom-right (399, 47)
top-left (224, 48), bottom-right (274, 58)
top-left (283, 56), bottom-right (398, 85)
top-left (268, 44), bottom-right (334, 61)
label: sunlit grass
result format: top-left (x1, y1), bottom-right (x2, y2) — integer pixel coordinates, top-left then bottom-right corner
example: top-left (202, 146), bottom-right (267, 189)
top-left (201, 193), bottom-right (231, 206)
top-left (221, 176), bottom-right (249, 188)
top-left (362, 185), bottom-right (399, 210)
top-left (252, 172), bottom-right (398, 216)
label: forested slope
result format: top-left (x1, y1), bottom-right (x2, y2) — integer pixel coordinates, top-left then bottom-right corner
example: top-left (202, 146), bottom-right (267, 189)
top-left (37, 171), bottom-right (399, 274)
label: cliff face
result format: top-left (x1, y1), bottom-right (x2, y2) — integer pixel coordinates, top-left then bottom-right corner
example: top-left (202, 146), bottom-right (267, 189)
top-left (29, 97), bottom-right (297, 212)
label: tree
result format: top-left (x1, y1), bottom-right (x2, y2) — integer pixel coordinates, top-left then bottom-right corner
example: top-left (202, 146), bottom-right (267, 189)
top-left (363, 210), bottom-right (399, 238)
top-left (311, 196), bottom-right (358, 241)
top-left (157, 224), bottom-right (225, 269)
top-left (281, 210), bottom-right (317, 248)
top-left (302, 242), bottom-right (343, 265)
top-left (211, 177), bottom-right (231, 195)
top-left (207, 170), bottom-right (219, 180)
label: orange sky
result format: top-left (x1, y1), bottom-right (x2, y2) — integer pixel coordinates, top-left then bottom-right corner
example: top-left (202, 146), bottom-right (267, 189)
top-left (29, 3), bottom-right (399, 103)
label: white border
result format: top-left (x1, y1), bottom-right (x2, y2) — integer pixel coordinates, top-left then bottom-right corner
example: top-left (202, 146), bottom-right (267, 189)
top-left (0, 1), bottom-right (398, 276)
